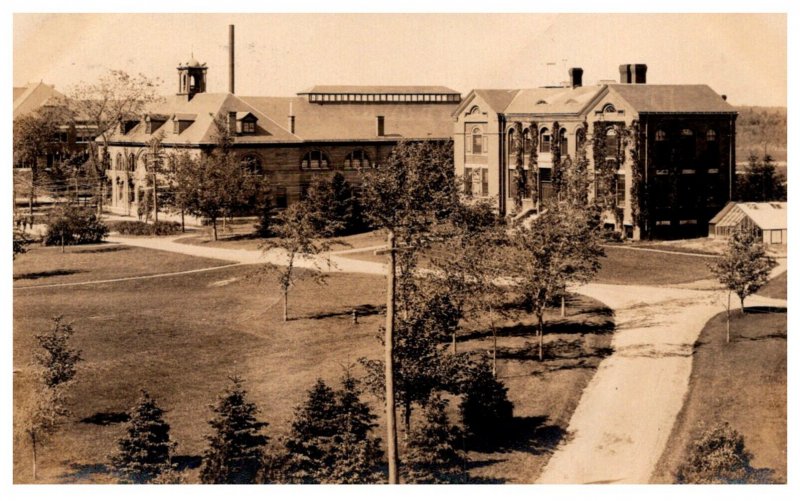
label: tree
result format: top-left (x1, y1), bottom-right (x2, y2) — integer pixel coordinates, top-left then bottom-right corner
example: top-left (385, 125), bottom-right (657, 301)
top-left (260, 201), bottom-right (338, 322)
top-left (676, 423), bottom-right (766, 484)
top-left (359, 139), bottom-right (456, 483)
top-left (200, 376), bottom-right (269, 484)
top-left (13, 108), bottom-right (64, 224)
top-left (457, 358), bottom-right (514, 448)
top-left (173, 148), bottom-right (266, 241)
top-left (43, 203), bottom-right (109, 251)
top-left (736, 152), bottom-right (786, 202)
top-left (404, 394), bottom-right (468, 484)
top-left (304, 172), bottom-right (367, 236)
top-left (506, 201), bottom-right (604, 361)
top-left (23, 316), bottom-right (82, 480)
top-left (13, 225), bottom-right (30, 259)
top-left (64, 70), bottom-right (162, 215)
top-left (111, 390), bottom-right (177, 483)
top-left (282, 374), bottom-right (383, 483)
top-left (709, 225), bottom-right (777, 342)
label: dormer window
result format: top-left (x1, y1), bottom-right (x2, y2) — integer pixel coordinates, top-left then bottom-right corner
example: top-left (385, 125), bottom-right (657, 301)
top-left (172, 113), bottom-right (197, 135)
top-left (120, 119), bottom-right (139, 134)
top-left (234, 112), bottom-right (258, 135)
top-left (144, 114), bottom-right (168, 134)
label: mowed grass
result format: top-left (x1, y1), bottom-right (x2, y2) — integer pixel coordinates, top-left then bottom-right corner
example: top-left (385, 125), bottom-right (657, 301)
top-left (594, 246), bottom-right (717, 285)
top-left (651, 308), bottom-right (787, 483)
top-left (758, 271), bottom-right (787, 300)
top-left (13, 244), bottom-right (232, 287)
top-left (14, 245), bottom-right (613, 484)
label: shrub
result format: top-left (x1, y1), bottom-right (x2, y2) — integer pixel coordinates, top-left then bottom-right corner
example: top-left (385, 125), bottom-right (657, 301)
top-left (676, 423), bottom-right (770, 484)
top-left (108, 220), bottom-right (181, 236)
top-left (43, 204), bottom-right (108, 246)
top-left (458, 358), bottom-right (514, 448)
top-left (404, 394), bottom-right (468, 484)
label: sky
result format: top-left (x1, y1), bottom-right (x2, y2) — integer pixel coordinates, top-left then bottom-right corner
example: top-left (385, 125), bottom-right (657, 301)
top-left (13, 13), bottom-right (786, 107)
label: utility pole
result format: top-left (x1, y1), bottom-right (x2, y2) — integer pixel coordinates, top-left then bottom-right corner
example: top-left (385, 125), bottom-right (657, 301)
top-left (383, 229), bottom-right (399, 484)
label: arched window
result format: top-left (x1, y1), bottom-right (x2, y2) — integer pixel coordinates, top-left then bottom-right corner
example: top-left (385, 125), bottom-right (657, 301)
top-left (540, 127), bottom-right (551, 153)
top-left (604, 128), bottom-right (619, 157)
top-left (559, 128), bottom-right (568, 155)
top-left (128, 153), bottom-right (136, 172)
top-left (116, 153), bottom-right (123, 171)
top-left (602, 103), bottom-right (617, 113)
top-left (655, 130), bottom-right (667, 142)
top-left (468, 105), bottom-right (481, 115)
top-left (507, 128), bottom-right (520, 165)
top-left (301, 150), bottom-right (330, 170)
top-left (522, 128), bottom-right (533, 157)
top-left (706, 129), bottom-right (717, 142)
top-left (471, 127), bottom-right (484, 155)
top-left (575, 128), bottom-right (586, 153)
top-left (680, 128), bottom-right (696, 164)
top-left (240, 154), bottom-right (264, 175)
top-left (344, 150), bottom-right (370, 169)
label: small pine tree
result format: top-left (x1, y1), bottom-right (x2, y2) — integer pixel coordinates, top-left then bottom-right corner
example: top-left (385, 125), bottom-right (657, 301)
top-left (200, 376), bottom-right (269, 484)
top-left (34, 316), bottom-right (82, 388)
top-left (458, 358), bottom-right (514, 448)
top-left (111, 390), bottom-right (176, 483)
top-left (404, 394), bottom-right (468, 484)
top-left (676, 423), bottom-right (763, 484)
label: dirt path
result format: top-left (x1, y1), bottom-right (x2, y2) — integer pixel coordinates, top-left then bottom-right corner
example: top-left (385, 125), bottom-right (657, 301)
top-left (537, 282), bottom-right (787, 484)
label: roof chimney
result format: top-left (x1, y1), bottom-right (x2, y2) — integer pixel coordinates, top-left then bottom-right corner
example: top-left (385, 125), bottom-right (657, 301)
top-left (632, 64), bottom-right (647, 84)
top-left (376, 116), bottom-right (385, 137)
top-left (568, 67), bottom-right (583, 88)
top-left (228, 111), bottom-right (237, 134)
top-left (228, 25), bottom-right (235, 94)
top-left (722, 94), bottom-right (727, 101)
top-left (619, 64), bottom-right (632, 84)
top-left (288, 100), bottom-right (295, 133)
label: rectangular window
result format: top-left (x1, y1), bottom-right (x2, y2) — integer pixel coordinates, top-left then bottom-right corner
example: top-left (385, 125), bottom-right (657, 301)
top-left (472, 134), bottom-right (483, 155)
top-left (481, 168), bottom-right (489, 196)
top-left (616, 174), bottom-right (626, 207)
top-left (539, 167), bottom-right (552, 182)
top-left (242, 121), bottom-right (255, 133)
top-left (541, 135), bottom-right (551, 153)
top-left (275, 187), bottom-right (287, 209)
top-left (464, 168), bottom-right (472, 195)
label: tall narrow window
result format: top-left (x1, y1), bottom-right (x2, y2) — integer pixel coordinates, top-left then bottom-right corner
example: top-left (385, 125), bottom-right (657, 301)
top-left (301, 150), bottom-right (330, 170)
top-left (464, 167), bottom-right (473, 196)
top-left (559, 128), bottom-right (568, 155)
top-left (471, 127), bottom-right (484, 155)
top-left (616, 173), bottom-right (626, 207)
top-left (344, 150), bottom-right (370, 169)
top-left (706, 129), bottom-right (717, 142)
top-left (605, 128), bottom-right (619, 158)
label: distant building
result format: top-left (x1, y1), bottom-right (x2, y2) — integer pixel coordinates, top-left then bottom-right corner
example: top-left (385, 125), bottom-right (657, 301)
top-left (453, 64), bottom-right (738, 239)
top-left (708, 201), bottom-right (787, 245)
top-left (103, 55), bottom-right (459, 216)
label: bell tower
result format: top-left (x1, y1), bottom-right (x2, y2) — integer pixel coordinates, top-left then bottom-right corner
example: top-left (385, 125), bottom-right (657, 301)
top-left (177, 56), bottom-right (207, 101)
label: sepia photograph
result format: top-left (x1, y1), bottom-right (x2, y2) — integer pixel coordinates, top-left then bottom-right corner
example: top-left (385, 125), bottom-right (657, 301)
top-left (6, 3), bottom-right (792, 497)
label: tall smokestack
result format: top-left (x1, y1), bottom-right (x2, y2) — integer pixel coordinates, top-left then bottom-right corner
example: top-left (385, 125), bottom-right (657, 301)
top-left (228, 25), bottom-right (235, 94)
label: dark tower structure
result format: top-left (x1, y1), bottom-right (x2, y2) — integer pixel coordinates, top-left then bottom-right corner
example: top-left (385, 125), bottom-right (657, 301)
top-left (177, 56), bottom-right (207, 100)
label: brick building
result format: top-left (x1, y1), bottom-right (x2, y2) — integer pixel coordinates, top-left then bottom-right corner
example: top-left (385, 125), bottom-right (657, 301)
top-left (453, 64), bottom-right (738, 239)
top-left (103, 55), bottom-right (459, 217)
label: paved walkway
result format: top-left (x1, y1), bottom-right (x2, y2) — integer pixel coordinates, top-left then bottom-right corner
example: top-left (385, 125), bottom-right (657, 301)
top-left (107, 234), bottom-right (787, 484)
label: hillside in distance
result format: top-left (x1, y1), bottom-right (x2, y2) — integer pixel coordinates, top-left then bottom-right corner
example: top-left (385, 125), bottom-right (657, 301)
top-left (735, 106), bottom-right (787, 163)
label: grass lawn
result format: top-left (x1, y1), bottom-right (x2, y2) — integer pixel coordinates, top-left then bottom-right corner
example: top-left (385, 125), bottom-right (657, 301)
top-left (13, 245), bottom-right (613, 484)
top-left (651, 308), bottom-right (787, 483)
top-left (758, 271), bottom-right (787, 300)
top-left (593, 246), bottom-right (717, 285)
top-left (13, 244), bottom-right (232, 287)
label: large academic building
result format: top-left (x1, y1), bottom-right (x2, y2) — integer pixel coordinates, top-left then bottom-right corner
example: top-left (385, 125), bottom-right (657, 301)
top-left (103, 39), bottom-right (460, 217)
top-left (453, 64), bottom-right (738, 239)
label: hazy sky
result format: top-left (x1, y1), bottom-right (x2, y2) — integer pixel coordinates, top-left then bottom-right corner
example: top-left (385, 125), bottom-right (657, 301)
top-left (13, 13), bottom-right (786, 107)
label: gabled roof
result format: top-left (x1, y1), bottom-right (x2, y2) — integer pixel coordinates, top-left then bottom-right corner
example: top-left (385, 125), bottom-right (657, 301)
top-left (505, 85), bottom-right (604, 115)
top-left (473, 89), bottom-right (521, 113)
top-left (242, 96), bottom-right (457, 141)
top-left (298, 85), bottom-right (460, 95)
top-left (607, 84), bottom-right (736, 114)
top-left (107, 93), bottom-right (299, 146)
top-left (711, 202), bottom-right (786, 231)
top-left (13, 82), bottom-right (64, 119)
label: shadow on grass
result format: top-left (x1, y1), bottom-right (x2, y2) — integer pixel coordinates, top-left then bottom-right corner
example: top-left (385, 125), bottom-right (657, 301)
top-left (61, 462), bottom-right (111, 482)
top-left (467, 415), bottom-right (567, 456)
top-left (73, 246), bottom-right (128, 254)
top-left (174, 455), bottom-right (203, 471)
top-left (744, 306), bottom-right (787, 315)
top-left (301, 303), bottom-right (384, 321)
top-left (14, 269), bottom-right (82, 281)
top-left (499, 339), bottom-right (614, 365)
top-left (80, 411), bottom-right (130, 426)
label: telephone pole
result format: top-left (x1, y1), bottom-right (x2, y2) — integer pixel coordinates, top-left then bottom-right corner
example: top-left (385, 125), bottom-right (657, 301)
top-left (384, 229), bottom-right (399, 484)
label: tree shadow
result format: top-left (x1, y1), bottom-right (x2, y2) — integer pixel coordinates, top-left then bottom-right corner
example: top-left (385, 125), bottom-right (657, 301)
top-left (743, 306), bottom-right (787, 314)
top-left (173, 455), bottom-right (203, 471)
top-left (73, 246), bottom-right (128, 254)
top-left (80, 411), bottom-right (130, 426)
top-left (14, 269), bottom-right (82, 281)
top-left (60, 462), bottom-right (112, 482)
top-left (461, 317), bottom-right (614, 343)
top-left (468, 415), bottom-right (567, 455)
top-left (301, 303), bottom-right (384, 321)
top-left (498, 339), bottom-right (614, 365)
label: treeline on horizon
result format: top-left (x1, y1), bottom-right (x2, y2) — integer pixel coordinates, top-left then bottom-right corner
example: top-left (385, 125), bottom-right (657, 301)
top-left (735, 106), bottom-right (786, 162)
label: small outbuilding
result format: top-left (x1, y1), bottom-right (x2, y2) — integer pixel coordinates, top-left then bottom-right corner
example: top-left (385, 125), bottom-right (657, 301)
top-left (708, 201), bottom-right (787, 244)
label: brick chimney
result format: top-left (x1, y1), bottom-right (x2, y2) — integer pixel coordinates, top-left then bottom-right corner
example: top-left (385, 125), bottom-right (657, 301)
top-left (619, 64), bottom-right (632, 84)
top-left (632, 64), bottom-right (647, 84)
top-left (228, 25), bottom-right (235, 94)
top-left (568, 67), bottom-right (583, 88)
top-left (376, 116), bottom-right (385, 137)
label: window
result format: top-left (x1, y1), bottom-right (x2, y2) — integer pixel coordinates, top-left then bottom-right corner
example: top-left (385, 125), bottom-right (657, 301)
top-left (539, 166), bottom-right (552, 182)
top-left (275, 186), bottom-right (287, 209)
top-left (507, 129), bottom-right (519, 166)
top-left (128, 153), bottom-right (135, 172)
top-left (655, 130), bottom-right (666, 142)
top-left (575, 128), bottom-right (586, 153)
top-left (605, 128), bottom-right (619, 157)
top-left (344, 150), bottom-right (370, 169)
top-left (240, 154), bottom-right (263, 175)
top-left (116, 153), bottom-right (123, 171)
top-left (706, 129), bottom-right (717, 142)
top-left (464, 167), bottom-right (473, 195)
top-left (301, 150), bottom-right (330, 170)
top-left (602, 103), bottom-right (617, 113)
top-left (540, 128), bottom-right (551, 153)
top-left (615, 173), bottom-right (626, 207)
top-left (679, 128), bottom-right (696, 164)
top-left (559, 128), bottom-right (568, 155)
top-left (471, 127), bottom-right (484, 155)
top-left (242, 120), bottom-right (256, 134)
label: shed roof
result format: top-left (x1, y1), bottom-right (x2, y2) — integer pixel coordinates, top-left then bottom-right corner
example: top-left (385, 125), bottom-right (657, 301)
top-left (712, 202), bottom-right (787, 231)
top-left (607, 84), bottom-right (736, 114)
